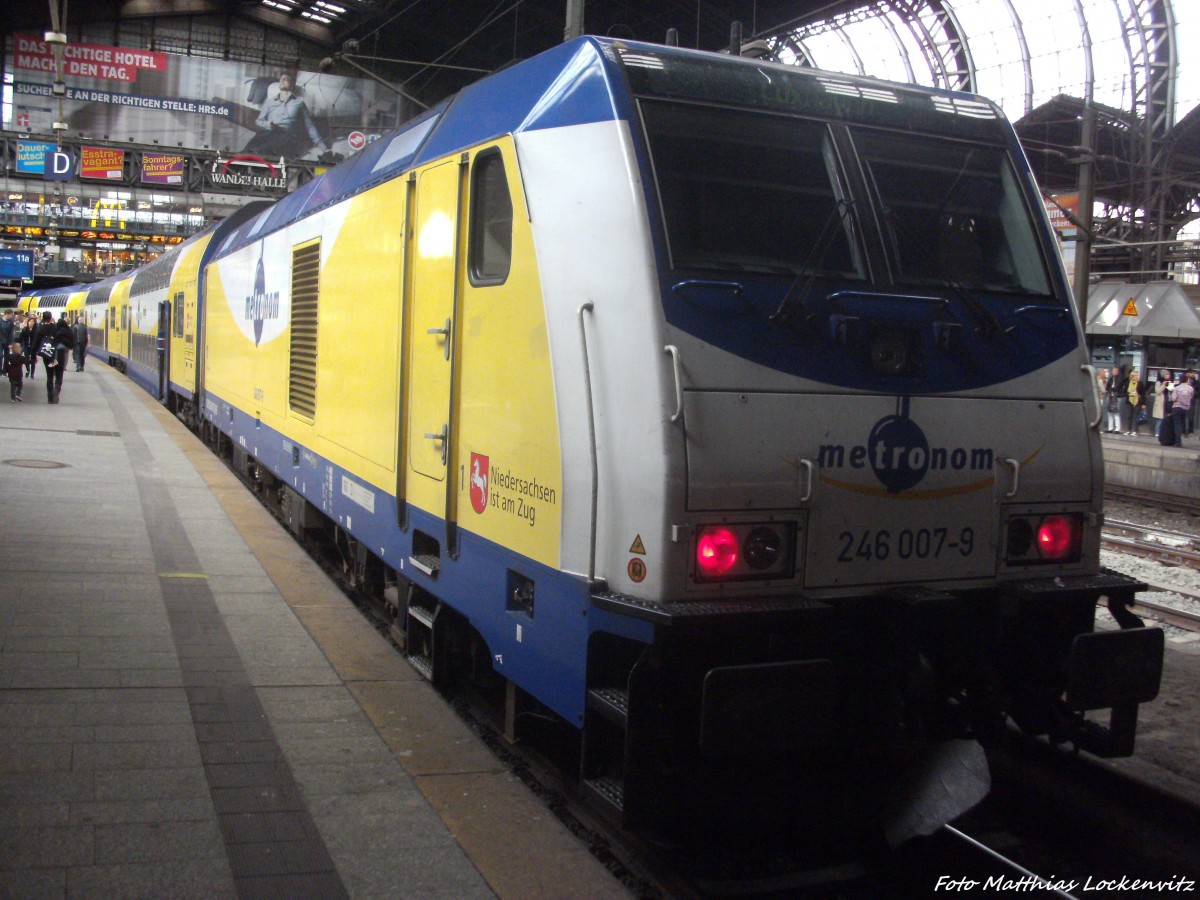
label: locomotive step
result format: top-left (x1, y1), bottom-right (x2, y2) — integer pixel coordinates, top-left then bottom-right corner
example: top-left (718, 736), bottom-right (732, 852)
top-left (409, 554), bottom-right (440, 576)
top-left (408, 604), bottom-right (435, 629)
top-left (587, 686), bottom-right (629, 729)
top-left (408, 653), bottom-right (434, 680)
top-left (582, 775), bottom-right (625, 815)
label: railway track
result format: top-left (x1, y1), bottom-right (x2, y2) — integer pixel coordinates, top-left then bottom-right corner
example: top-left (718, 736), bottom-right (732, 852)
top-left (1105, 485), bottom-right (1200, 518)
top-left (1101, 519), bottom-right (1200, 633)
top-left (1133, 595), bottom-right (1200, 632)
top-left (1101, 519), bottom-right (1200, 573)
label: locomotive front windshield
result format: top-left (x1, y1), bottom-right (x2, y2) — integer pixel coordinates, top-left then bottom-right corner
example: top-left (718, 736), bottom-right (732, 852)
top-left (641, 101), bottom-right (864, 278)
top-left (853, 129), bottom-right (1052, 295)
top-left (640, 100), bottom-right (1053, 296)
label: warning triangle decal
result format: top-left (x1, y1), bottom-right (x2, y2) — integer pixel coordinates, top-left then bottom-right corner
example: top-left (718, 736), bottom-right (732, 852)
top-left (1122, 298), bottom-right (1139, 316)
top-left (629, 535), bottom-right (646, 555)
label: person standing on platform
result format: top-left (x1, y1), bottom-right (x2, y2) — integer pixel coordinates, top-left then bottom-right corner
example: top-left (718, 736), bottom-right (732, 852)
top-left (1124, 368), bottom-right (1145, 435)
top-left (1187, 371), bottom-right (1198, 437)
top-left (1096, 368), bottom-right (1110, 431)
top-left (1151, 369), bottom-right (1172, 438)
top-left (19, 315), bottom-right (38, 380)
top-left (72, 315), bottom-right (88, 371)
top-left (1170, 374), bottom-right (1193, 448)
top-left (6, 342), bottom-right (25, 402)
top-left (0, 310), bottom-right (15, 367)
top-left (1104, 367), bottom-right (1121, 432)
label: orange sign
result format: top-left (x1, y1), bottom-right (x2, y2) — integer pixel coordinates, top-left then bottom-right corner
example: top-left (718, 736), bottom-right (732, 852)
top-left (1122, 298), bottom-right (1139, 316)
top-left (80, 146), bottom-right (125, 181)
top-left (1045, 193), bottom-right (1080, 235)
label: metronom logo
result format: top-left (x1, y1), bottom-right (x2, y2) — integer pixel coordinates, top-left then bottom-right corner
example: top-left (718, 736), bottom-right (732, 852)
top-left (816, 397), bottom-right (994, 494)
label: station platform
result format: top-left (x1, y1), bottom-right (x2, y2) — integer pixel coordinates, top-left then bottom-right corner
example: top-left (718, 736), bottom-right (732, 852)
top-left (1101, 428), bottom-right (1200, 500)
top-left (0, 366), bottom-right (630, 898)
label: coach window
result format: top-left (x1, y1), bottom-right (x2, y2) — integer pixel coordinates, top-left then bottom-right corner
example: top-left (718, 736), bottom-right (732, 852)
top-left (172, 291), bottom-right (184, 337)
top-left (468, 149), bottom-right (513, 285)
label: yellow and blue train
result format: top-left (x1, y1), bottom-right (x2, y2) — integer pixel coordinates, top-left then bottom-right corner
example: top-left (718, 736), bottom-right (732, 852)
top-left (30, 37), bottom-right (1162, 844)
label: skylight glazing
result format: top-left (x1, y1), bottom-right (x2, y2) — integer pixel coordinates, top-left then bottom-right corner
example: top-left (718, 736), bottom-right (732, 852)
top-left (776, 0), bottom-right (1195, 126)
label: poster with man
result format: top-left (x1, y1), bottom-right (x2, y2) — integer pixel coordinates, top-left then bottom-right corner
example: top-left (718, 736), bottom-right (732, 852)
top-left (243, 71), bottom-right (325, 159)
top-left (6, 34), bottom-right (402, 161)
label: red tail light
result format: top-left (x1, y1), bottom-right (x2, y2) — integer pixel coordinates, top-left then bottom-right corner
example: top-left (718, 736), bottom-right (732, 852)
top-left (1036, 515), bottom-right (1079, 560)
top-left (696, 527), bottom-right (740, 578)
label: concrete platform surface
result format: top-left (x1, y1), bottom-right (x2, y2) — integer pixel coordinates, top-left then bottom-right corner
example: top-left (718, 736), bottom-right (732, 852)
top-left (1102, 430), bottom-right (1200, 501)
top-left (0, 364), bottom-right (630, 899)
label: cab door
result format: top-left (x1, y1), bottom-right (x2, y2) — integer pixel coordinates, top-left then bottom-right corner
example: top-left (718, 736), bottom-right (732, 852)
top-left (404, 159), bottom-right (464, 535)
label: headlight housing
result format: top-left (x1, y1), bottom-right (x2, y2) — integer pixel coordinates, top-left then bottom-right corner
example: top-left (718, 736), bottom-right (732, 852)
top-left (694, 522), bottom-right (796, 582)
top-left (1005, 513), bottom-right (1083, 565)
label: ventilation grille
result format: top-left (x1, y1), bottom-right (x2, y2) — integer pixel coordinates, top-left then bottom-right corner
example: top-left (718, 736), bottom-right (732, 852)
top-left (288, 242), bottom-right (320, 418)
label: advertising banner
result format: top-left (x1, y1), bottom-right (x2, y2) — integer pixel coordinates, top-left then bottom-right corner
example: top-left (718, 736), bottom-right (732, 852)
top-left (15, 140), bottom-right (56, 174)
top-left (80, 146), bottom-right (125, 180)
top-left (141, 153), bottom-right (187, 185)
top-left (15, 37), bottom-right (167, 82)
top-left (8, 34), bottom-right (402, 161)
top-left (1045, 193), bottom-right (1080, 238)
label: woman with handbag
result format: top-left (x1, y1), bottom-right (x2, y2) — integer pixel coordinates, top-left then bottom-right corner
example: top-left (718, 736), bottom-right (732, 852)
top-left (1104, 367), bottom-right (1121, 432)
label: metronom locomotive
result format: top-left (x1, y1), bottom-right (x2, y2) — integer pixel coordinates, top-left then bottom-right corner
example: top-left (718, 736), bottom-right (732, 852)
top-left (53, 36), bottom-right (1164, 846)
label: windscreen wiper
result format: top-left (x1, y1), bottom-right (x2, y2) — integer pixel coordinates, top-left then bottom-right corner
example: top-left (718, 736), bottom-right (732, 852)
top-left (946, 281), bottom-right (1013, 336)
top-left (770, 198), bottom-right (855, 328)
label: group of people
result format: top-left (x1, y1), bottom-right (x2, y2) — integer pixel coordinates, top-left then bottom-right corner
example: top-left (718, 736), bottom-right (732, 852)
top-left (1098, 364), bottom-right (1196, 447)
top-left (0, 309), bottom-right (88, 404)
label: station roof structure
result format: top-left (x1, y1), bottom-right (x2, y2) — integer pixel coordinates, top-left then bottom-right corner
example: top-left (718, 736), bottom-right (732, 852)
top-left (5, 0), bottom-right (1196, 278)
top-left (1086, 280), bottom-right (1200, 340)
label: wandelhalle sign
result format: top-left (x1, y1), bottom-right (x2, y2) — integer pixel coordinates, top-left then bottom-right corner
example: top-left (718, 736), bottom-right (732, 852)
top-left (208, 155), bottom-right (288, 192)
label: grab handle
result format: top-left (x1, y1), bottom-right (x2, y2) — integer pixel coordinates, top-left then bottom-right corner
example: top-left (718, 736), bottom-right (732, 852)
top-left (427, 318), bottom-right (451, 360)
top-left (1081, 364), bottom-right (1102, 429)
top-left (798, 458), bottom-right (815, 502)
top-left (578, 302), bottom-right (599, 582)
top-left (1001, 457), bottom-right (1020, 499)
top-left (665, 345), bottom-right (683, 423)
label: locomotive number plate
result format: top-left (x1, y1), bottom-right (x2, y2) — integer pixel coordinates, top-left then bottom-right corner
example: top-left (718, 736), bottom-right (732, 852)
top-left (834, 526), bottom-right (976, 564)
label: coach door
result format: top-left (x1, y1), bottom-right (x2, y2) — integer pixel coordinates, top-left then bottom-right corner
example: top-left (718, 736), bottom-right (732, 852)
top-left (157, 300), bottom-right (171, 402)
top-left (403, 158), bottom-right (464, 546)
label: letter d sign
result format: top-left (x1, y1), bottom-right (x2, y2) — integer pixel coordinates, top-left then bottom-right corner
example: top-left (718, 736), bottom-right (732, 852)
top-left (46, 150), bottom-right (73, 180)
